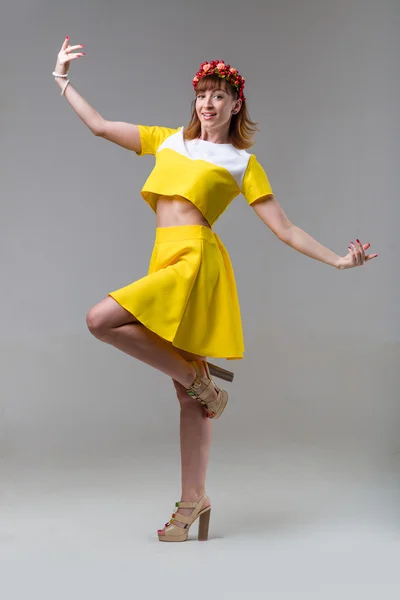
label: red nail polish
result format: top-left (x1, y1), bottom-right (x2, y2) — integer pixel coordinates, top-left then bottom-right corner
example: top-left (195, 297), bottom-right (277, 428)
top-left (356, 239), bottom-right (360, 243)
top-left (66, 36), bottom-right (70, 39)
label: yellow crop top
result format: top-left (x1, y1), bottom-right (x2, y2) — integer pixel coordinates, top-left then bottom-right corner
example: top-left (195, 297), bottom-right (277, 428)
top-left (135, 124), bottom-right (274, 226)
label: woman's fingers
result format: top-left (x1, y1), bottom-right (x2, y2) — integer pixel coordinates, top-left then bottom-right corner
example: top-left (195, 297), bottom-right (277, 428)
top-left (59, 36), bottom-right (84, 56)
top-left (55, 37), bottom-right (84, 75)
top-left (65, 44), bottom-right (84, 54)
top-left (345, 239), bottom-right (378, 268)
top-left (349, 240), bottom-right (365, 265)
top-left (347, 243), bottom-right (356, 266)
top-left (348, 242), bottom-right (358, 264)
top-left (61, 36), bottom-right (70, 50)
top-left (362, 242), bottom-right (378, 261)
top-left (349, 240), bottom-right (379, 265)
top-left (355, 239), bottom-right (365, 264)
top-left (62, 53), bottom-right (85, 62)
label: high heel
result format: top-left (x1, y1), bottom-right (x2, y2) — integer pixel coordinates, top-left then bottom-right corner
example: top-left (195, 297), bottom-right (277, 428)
top-left (157, 494), bottom-right (211, 542)
top-left (206, 361), bottom-right (234, 382)
top-left (186, 361), bottom-right (228, 419)
top-left (198, 506), bottom-right (211, 541)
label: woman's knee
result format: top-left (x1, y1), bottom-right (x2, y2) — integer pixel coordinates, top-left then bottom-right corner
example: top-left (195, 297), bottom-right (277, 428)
top-left (86, 296), bottom-right (137, 339)
top-left (86, 304), bottom-right (110, 340)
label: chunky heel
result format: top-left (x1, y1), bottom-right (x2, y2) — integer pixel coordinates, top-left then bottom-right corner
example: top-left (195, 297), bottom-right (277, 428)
top-left (207, 362), bottom-right (234, 382)
top-left (198, 507), bottom-right (211, 541)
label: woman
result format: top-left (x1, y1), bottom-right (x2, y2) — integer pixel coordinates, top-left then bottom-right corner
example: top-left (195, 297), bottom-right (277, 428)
top-left (53, 37), bottom-right (378, 542)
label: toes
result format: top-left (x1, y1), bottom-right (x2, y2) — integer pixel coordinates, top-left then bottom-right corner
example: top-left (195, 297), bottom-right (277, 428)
top-left (204, 406), bottom-right (216, 418)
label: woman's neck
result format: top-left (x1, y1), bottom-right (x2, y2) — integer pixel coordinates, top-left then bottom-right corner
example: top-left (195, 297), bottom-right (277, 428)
top-left (197, 126), bottom-right (230, 144)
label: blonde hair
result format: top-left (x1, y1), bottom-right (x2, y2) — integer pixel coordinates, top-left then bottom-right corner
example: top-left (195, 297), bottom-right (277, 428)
top-left (184, 74), bottom-right (259, 150)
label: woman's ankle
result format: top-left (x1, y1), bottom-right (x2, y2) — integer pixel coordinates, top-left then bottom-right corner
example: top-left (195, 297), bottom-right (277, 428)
top-left (180, 489), bottom-right (207, 501)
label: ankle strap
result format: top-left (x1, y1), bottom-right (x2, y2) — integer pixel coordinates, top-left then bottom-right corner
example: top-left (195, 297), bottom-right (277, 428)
top-left (176, 493), bottom-right (208, 509)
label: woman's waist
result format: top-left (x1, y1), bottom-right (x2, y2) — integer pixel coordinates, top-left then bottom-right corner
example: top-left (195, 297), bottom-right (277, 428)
top-left (155, 195), bottom-right (211, 229)
top-left (154, 224), bottom-right (219, 246)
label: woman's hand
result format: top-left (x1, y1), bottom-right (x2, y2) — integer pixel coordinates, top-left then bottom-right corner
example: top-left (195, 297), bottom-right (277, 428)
top-left (337, 239), bottom-right (378, 269)
top-left (54, 36), bottom-right (85, 76)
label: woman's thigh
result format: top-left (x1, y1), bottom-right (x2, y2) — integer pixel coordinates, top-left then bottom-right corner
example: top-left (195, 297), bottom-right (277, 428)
top-left (86, 296), bottom-right (138, 333)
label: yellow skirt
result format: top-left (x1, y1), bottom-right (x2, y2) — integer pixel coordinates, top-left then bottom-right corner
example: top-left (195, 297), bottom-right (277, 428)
top-left (108, 225), bottom-right (244, 359)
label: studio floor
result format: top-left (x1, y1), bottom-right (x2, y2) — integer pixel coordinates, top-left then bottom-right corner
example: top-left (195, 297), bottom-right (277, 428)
top-left (1, 448), bottom-right (400, 600)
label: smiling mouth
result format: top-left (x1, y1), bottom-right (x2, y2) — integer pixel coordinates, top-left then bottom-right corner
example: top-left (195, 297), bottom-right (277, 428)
top-left (202, 113), bottom-right (216, 118)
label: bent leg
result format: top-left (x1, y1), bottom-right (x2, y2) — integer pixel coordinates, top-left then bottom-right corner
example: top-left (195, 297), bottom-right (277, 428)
top-left (86, 300), bottom-right (214, 535)
top-left (86, 296), bottom-right (201, 389)
top-left (86, 295), bottom-right (139, 330)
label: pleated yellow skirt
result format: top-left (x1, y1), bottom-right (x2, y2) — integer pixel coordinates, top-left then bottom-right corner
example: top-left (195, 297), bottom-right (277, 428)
top-left (108, 225), bottom-right (244, 359)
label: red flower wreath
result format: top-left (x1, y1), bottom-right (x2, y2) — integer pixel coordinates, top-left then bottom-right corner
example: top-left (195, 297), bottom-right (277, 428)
top-left (192, 60), bottom-right (246, 101)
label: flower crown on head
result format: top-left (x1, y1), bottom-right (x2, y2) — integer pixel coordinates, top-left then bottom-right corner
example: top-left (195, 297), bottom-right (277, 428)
top-left (192, 60), bottom-right (246, 101)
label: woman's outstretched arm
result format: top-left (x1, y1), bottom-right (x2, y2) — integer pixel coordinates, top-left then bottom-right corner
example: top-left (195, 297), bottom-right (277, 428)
top-left (54, 36), bottom-right (141, 152)
top-left (251, 196), bottom-right (378, 270)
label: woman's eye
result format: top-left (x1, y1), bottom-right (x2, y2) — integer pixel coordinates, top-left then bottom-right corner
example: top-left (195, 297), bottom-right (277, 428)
top-left (197, 94), bottom-right (223, 100)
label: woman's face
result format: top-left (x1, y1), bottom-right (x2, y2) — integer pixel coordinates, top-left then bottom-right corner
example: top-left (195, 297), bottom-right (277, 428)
top-left (195, 87), bottom-right (241, 133)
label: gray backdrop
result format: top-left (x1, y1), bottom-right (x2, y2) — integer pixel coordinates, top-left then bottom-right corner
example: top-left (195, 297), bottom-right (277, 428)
top-left (1, 0), bottom-right (399, 597)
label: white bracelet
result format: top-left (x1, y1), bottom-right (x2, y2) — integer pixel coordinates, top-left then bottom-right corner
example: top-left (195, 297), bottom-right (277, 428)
top-left (52, 71), bottom-right (68, 78)
top-left (61, 80), bottom-right (70, 96)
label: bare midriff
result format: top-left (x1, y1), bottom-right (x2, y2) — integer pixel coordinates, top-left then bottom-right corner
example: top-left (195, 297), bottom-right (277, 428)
top-left (155, 195), bottom-right (211, 229)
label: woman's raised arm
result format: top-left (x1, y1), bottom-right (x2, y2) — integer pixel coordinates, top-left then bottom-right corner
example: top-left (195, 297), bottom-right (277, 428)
top-left (96, 121), bottom-right (141, 152)
top-left (54, 37), bottom-right (142, 153)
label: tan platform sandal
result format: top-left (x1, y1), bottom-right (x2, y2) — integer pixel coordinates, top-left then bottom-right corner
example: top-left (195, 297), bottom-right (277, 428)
top-left (157, 493), bottom-right (211, 542)
top-left (186, 361), bottom-right (229, 419)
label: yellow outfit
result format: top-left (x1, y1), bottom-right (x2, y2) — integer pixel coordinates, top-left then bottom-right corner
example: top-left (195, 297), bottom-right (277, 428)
top-left (109, 125), bottom-right (274, 359)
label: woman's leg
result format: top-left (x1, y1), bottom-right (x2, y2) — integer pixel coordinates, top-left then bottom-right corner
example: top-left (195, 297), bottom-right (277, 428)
top-left (86, 297), bottom-right (212, 533)
top-left (86, 296), bottom-right (213, 391)
top-left (158, 348), bottom-right (212, 535)
top-left (174, 349), bottom-right (212, 500)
